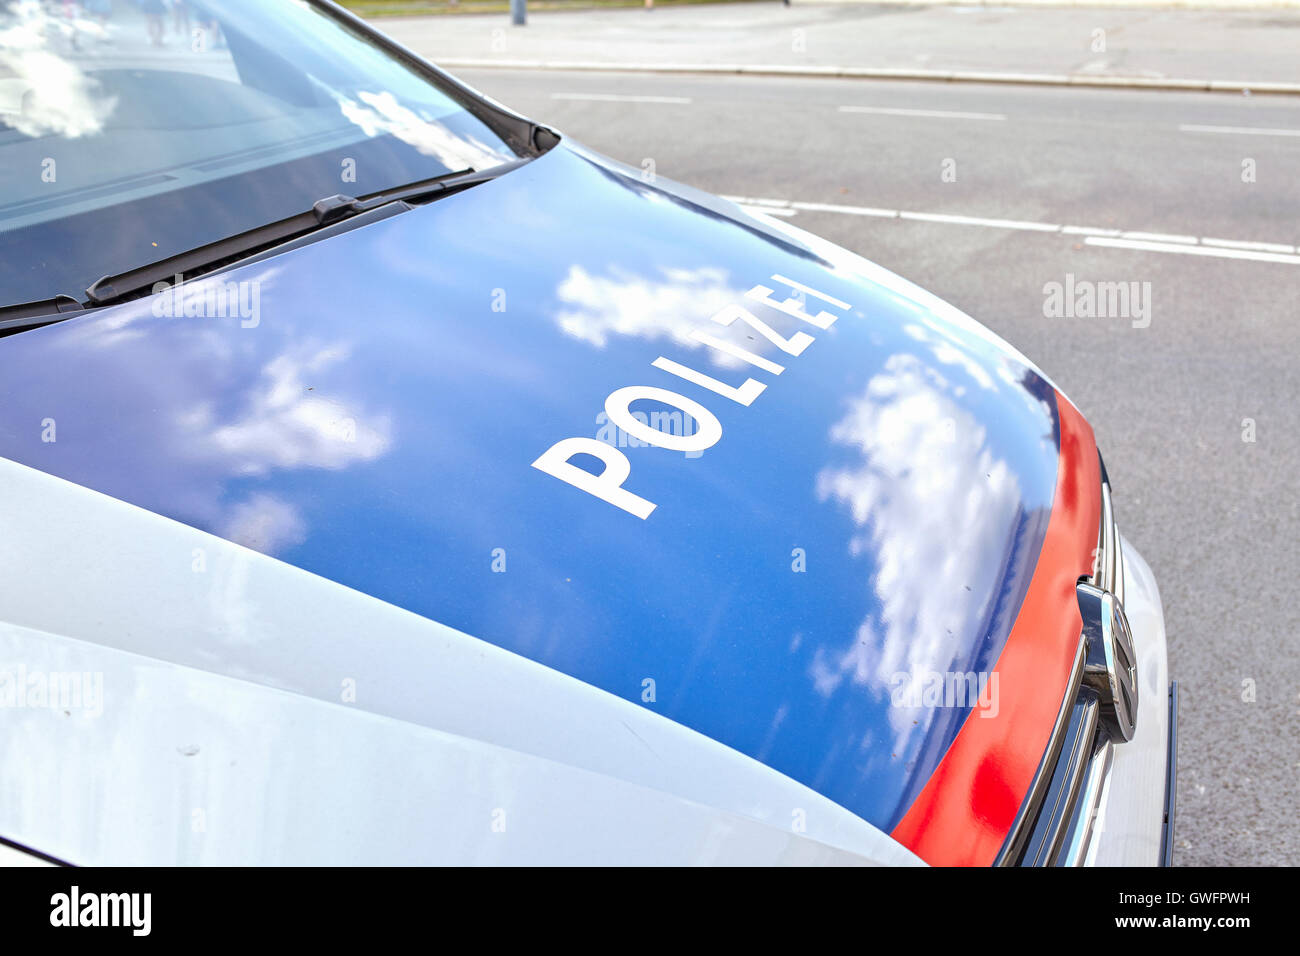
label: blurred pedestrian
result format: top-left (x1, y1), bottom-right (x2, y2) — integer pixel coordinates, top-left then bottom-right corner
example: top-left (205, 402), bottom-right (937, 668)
top-left (188, 0), bottom-right (225, 50)
top-left (141, 0), bottom-right (165, 46)
top-left (172, 0), bottom-right (190, 39)
top-left (84, 0), bottom-right (112, 27)
top-left (60, 0), bottom-right (83, 52)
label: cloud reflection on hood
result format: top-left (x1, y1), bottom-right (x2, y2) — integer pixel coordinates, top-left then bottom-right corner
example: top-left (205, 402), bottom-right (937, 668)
top-left (190, 343), bottom-right (392, 477)
top-left (811, 353), bottom-right (1024, 756)
top-left (553, 264), bottom-right (757, 369)
top-left (34, 296), bottom-right (394, 558)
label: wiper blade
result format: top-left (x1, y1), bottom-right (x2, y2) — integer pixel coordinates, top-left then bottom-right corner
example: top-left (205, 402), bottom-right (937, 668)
top-left (0, 294), bottom-right (86, 336)
top-left (0, 158), bottom-right (531, 336)
top-left (351, 158), bottom-right (533, 213)
top-left (81, 158), bottom-right (533, 310)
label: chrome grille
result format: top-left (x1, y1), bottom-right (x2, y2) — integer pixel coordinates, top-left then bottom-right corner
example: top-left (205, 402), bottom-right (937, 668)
top-left (997, 457), bottom-right (1134, 866)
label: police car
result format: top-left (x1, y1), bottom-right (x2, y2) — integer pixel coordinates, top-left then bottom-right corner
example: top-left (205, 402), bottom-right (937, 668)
top-left (0, 0), bottom-right (1174, 866)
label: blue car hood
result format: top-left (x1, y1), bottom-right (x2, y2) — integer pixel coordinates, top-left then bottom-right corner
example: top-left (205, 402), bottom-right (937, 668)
top-left (0, 143), bottom-right (1062, 833)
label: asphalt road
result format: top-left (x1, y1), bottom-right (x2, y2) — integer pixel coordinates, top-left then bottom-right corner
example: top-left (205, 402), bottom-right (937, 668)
top-left (448, 67), bottom-right (1300, 867)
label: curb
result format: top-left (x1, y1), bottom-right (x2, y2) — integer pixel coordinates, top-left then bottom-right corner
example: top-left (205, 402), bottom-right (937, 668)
top-left (436, 59), bottom-right (1300, 95)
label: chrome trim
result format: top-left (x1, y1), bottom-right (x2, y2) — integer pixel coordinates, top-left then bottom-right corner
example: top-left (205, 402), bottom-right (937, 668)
top-left (1114, 516), bottom-right (1126, 607)
top-left (1058, 736), bottom-right (1114, 866)
top-left (1022, 694), bottom-right (1101, 866)
top-left (994, 635), bottom-right (1087, 866)
top-left (1092, 478), bottom-right (1123, 606)
top-left (998, 457), bottom-right (1143, 867)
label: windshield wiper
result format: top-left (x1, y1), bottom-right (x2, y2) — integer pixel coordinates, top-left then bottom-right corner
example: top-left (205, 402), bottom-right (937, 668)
top-left (0, 295), bottom-right (86, 336)
top-left (0, 158), bottom-right (533, 336)
top-left (84, 158), bottom-right (533, 308)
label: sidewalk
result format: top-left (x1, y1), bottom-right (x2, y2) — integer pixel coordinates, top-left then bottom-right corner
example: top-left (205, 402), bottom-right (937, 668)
top-left (377, 2), bottom-right (1300, 93)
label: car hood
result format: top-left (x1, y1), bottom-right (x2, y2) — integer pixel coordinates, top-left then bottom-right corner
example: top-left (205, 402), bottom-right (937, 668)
top-left (0, 142), bottom-right (1074, 841)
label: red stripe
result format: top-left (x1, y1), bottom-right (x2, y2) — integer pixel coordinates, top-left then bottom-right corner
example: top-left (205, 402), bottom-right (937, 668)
top-left (890, 392), bottom-right (1101, 866)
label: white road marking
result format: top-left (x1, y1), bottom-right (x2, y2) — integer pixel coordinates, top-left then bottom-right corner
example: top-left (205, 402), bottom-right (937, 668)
top-left (781, 200), bottom-right (897, 218)
top-left (721, 193), bottom-right (1299, 265)
top-left (899, 210), bottom-right (1059, 232)
top-left (1178, 123), bottom-right (1300, 137)
top-left (1061, 225), bottom-right (1122, 237)
top-left (839, 105), bottom-right (1007, 121)
top-left (1116, 230), bottom-right (1199, 245)
top-left (1083, 236), bottom-right (1300, 264)
top-left (737, 204), bottom-right (797, 217)
top-left (1201, 237), bottom-right (1298, 254)
top-left (550, 92), bottom-right (692, 104)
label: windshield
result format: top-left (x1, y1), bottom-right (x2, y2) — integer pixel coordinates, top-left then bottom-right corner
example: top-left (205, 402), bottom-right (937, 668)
top-left (0, 0), bottom-right (526, 304)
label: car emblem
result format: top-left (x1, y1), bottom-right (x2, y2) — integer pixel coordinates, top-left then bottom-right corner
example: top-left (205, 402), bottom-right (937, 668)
top-left (1077, 581), bottom-right (1139, 742)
